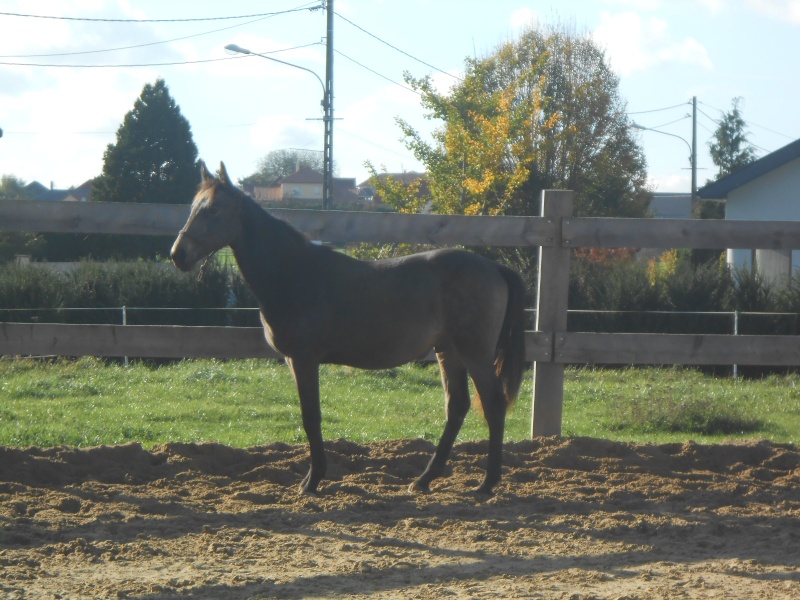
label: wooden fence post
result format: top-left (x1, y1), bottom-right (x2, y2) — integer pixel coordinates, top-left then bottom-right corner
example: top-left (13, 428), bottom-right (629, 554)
top-left (531, 190), bottom-right (574, 437)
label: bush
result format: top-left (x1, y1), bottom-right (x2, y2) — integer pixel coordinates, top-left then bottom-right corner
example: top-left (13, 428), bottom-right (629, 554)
top-left (568, 249), bottom-right (800, 338)
top-left (0, 260), bottom-right (259, 326)
top-left (570, 254), bottom-right (664, 333)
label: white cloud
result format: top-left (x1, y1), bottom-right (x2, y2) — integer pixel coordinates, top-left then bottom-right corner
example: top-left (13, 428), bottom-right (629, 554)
top-left (648, 173), bottom-right (691, 193)
top-left (0, 65), bottom-right (156, 186)
top-left (603, 0), bottom-right (663, 9)
top-left (592, 12), bottom-right (713, 76)
top-left (746, 0), bottom-right (800, 23)
top-left (604, 0), bottom-right (727, 14)
top-left (698, 0), bottom-right (726, 14)
top-left (249, 114), bottom-right (319, 151)
top-left (509, 8), bottom-right (537, 32)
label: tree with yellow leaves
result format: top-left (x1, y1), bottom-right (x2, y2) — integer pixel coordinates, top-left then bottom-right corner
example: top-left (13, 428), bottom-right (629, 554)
top-left (370, 24), bottom-right (651, 219)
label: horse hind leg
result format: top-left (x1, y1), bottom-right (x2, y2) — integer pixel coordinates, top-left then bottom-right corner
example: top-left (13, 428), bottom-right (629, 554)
top-left (409, 351), bottom-right (470, 493)
top-left (463, 357), bottom-right (508, 495)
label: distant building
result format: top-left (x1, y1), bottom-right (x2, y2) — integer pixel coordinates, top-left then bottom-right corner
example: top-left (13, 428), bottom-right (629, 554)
top-left (649, 192), bottom-right (692, 219)
top-left (245, 166), bottom-right (358, 206)
top-left (698, 137), bottom-right (800, 287)
top-left (357, 171), bottom-right (429, 207)
top-left (25, 179), bottom-right (94, 202)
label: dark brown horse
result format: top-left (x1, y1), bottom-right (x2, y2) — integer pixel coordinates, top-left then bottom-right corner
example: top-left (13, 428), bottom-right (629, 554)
top-left (171, 162), bottom-right (527, 494)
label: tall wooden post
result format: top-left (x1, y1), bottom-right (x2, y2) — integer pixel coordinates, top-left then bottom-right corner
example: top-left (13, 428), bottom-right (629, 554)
top-left (531, 190), bottom-right (573, 437)
top-left (322, 0), bottom-right (334, 210)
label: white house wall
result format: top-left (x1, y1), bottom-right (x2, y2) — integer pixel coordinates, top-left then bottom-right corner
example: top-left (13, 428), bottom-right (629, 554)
top-left (725, 156), bottom-right (800, 275)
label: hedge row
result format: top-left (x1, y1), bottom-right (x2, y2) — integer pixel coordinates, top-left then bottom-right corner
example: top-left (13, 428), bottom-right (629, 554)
top-left (0, 260), bottom-right (259, 326)
top-left (568, 250), bottom-right (800, 336)
top-left (2, 252), bottom-right (799, 337)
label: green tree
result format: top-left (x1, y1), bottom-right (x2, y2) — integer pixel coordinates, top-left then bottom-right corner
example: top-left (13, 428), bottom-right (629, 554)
top-left (240, 149), bottom-right (326, 186)
top-left (0, 175), bottom-right (31, 201)
top-left (377, 24), bottom-right (651, 219)
top-left (90, 79), bottom-right (199, 259)
top-left (707, 97), bottom-right (757, 180)
top-left (0, 175), bottom-right (45, 261)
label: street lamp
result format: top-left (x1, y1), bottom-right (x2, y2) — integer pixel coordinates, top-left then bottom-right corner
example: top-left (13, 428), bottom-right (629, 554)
top-left (631, 121), bottom-right (696, 204)
top-left (225, 43), bottom-right (333, 209)
top-left (225, 44), bottom-right (326, 100)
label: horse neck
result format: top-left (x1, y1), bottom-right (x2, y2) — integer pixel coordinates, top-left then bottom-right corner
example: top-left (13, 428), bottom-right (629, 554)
top-left (230, 196), bottom-right (311, 300)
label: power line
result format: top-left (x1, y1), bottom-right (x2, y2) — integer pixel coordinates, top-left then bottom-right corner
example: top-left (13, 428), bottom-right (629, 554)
top-left (749, 122), bottom-right (796, 142)
top-left (0, 5), bottom-right (321, 23)
top-left (335, 50), bottom-right (419, 95)
top-left (646, 115), bottom-right (692, 130)
top-left (696, 105), bottom-right (771, 155)
top-left (0, 43), bottom-right (320, 69)
top-left (627, 102), bottom-right (689, 116)
top-left (699, 100), bottom-right (795, 141)
top-left (334, 11), bottom-right (459, 80)
top-left (0, 22), bottom-right (316, 60)
top-left (696, 106), bottom-right (722, 126)
top-left (337, 126), bottom-right (416, 161)
top-left (0, 55), bottom-right (246, 69)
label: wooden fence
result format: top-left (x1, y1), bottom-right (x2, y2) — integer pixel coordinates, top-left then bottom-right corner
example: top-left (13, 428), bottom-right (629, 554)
top-left (3, 192), bottom-right (800, 437)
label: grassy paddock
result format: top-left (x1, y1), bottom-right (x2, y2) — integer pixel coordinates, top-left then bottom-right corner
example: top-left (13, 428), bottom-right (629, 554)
top-left (1, 358), bottom-right (798, 448)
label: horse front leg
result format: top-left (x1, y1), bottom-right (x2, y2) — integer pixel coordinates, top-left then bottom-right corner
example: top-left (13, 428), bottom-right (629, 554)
top-left (286, 357), bottom-right (326, 494)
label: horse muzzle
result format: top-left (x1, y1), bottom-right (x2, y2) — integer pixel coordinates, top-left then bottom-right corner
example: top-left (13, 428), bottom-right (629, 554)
top-left (170, 234), bottom-right (199, 272)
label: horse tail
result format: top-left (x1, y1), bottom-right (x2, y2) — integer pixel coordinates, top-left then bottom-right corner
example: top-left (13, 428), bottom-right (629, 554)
top-left (495, 265), bottom-right (527, 409)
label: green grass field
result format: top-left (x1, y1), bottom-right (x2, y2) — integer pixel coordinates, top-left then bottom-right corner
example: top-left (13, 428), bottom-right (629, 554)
top-left (1, 358), bottom-right (799, 448)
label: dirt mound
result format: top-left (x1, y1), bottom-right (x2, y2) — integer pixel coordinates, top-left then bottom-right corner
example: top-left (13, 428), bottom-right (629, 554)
top-left (1, 437), bottom-right (798, 599)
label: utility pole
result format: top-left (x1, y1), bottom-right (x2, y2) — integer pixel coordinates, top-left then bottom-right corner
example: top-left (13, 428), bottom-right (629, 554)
top-left (691, 95), bottom-right (697, 210)
top-left (322, 0), bottom-right (334, 210)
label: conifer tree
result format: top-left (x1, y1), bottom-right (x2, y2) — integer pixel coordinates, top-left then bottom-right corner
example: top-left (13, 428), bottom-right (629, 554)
top-left (708, 97), bottom-right (757, 180)
top-left (91, 79), bottom-right (199, 259)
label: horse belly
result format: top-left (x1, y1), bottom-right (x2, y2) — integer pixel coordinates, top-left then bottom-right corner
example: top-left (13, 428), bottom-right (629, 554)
top-left (325, 308), bottom-right (442, 369)
top-left (329, 330), bottom-right (441, 369)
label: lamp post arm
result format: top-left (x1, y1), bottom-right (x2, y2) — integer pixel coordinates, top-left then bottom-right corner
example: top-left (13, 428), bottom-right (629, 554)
top-left (630, 122), bottom-right (692, 157)
top-left (630, 121), bottom-right (697, 202)
top-left (224, 44), bottom-right (326, 100)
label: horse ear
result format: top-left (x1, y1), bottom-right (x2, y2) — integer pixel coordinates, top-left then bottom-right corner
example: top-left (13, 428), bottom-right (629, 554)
top-left (200, 161), bottom-right (212, 183)
top-left (218, 162), bottom-right (231, 186)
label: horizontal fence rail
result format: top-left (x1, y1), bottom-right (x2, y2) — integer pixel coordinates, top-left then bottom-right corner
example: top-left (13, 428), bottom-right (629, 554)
top-left (3, 322), bottom-right (794, 365)
top-left (0, 323), bottom-right (554, 363)
top-left (555, 333), bottom-right (800, 366)
top-left (563, 217), bottom-right (800, 249)
top-left (0, 200), bottom-right (554, 247)
top-left (6, 199), bottom-right (800, 249)
top-left (4, 195), bottom-right (800, 437)
top-left (0, 323), bottom-right (279, 359)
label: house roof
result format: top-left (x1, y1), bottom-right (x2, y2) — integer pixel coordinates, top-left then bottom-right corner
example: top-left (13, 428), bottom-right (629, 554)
top-left (280, 166), bottom-right (322, 185)
top-left (24, 179), bottom-right (94, 202)
top-left (697, 137), bottom-right (800, 199)
top-left (358, 171), bottom-right (426, 188)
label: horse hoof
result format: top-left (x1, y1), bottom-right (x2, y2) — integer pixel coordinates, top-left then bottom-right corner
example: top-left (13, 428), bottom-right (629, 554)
top-left (298, 481), bottom-right (320, 496)
top-left (408, 480), bottom-right (431, 494)
top-left (474, 482), bottom-right (496, 496)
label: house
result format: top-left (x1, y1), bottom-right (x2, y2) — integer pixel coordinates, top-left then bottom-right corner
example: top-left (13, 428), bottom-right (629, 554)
top-left (697, 138), bottom-right (800, 287)
top-left (649, 192), bottom-right (692, 219)
top-left (357, 171), bottom-right (429, 206)
top-left (24, 179), bottom-right (94, 202)
top-left (247, 167), bottom-right (358, 206)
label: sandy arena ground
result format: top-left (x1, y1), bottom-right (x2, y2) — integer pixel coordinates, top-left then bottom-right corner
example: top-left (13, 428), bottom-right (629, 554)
top-left (1, 436), bottom-right (799, 599)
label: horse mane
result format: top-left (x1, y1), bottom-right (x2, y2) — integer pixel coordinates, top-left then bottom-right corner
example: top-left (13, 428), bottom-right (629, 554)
top-left (213, 173), bottom-right (312, 250)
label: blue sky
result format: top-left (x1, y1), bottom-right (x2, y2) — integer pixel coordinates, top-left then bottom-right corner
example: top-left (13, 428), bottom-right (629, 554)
top-left (1, 0), bottom-right (798, 199)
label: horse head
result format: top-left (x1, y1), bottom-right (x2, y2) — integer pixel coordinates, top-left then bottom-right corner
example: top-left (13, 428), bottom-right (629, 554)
top-left (171, 161), bottom-right (243, 271)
